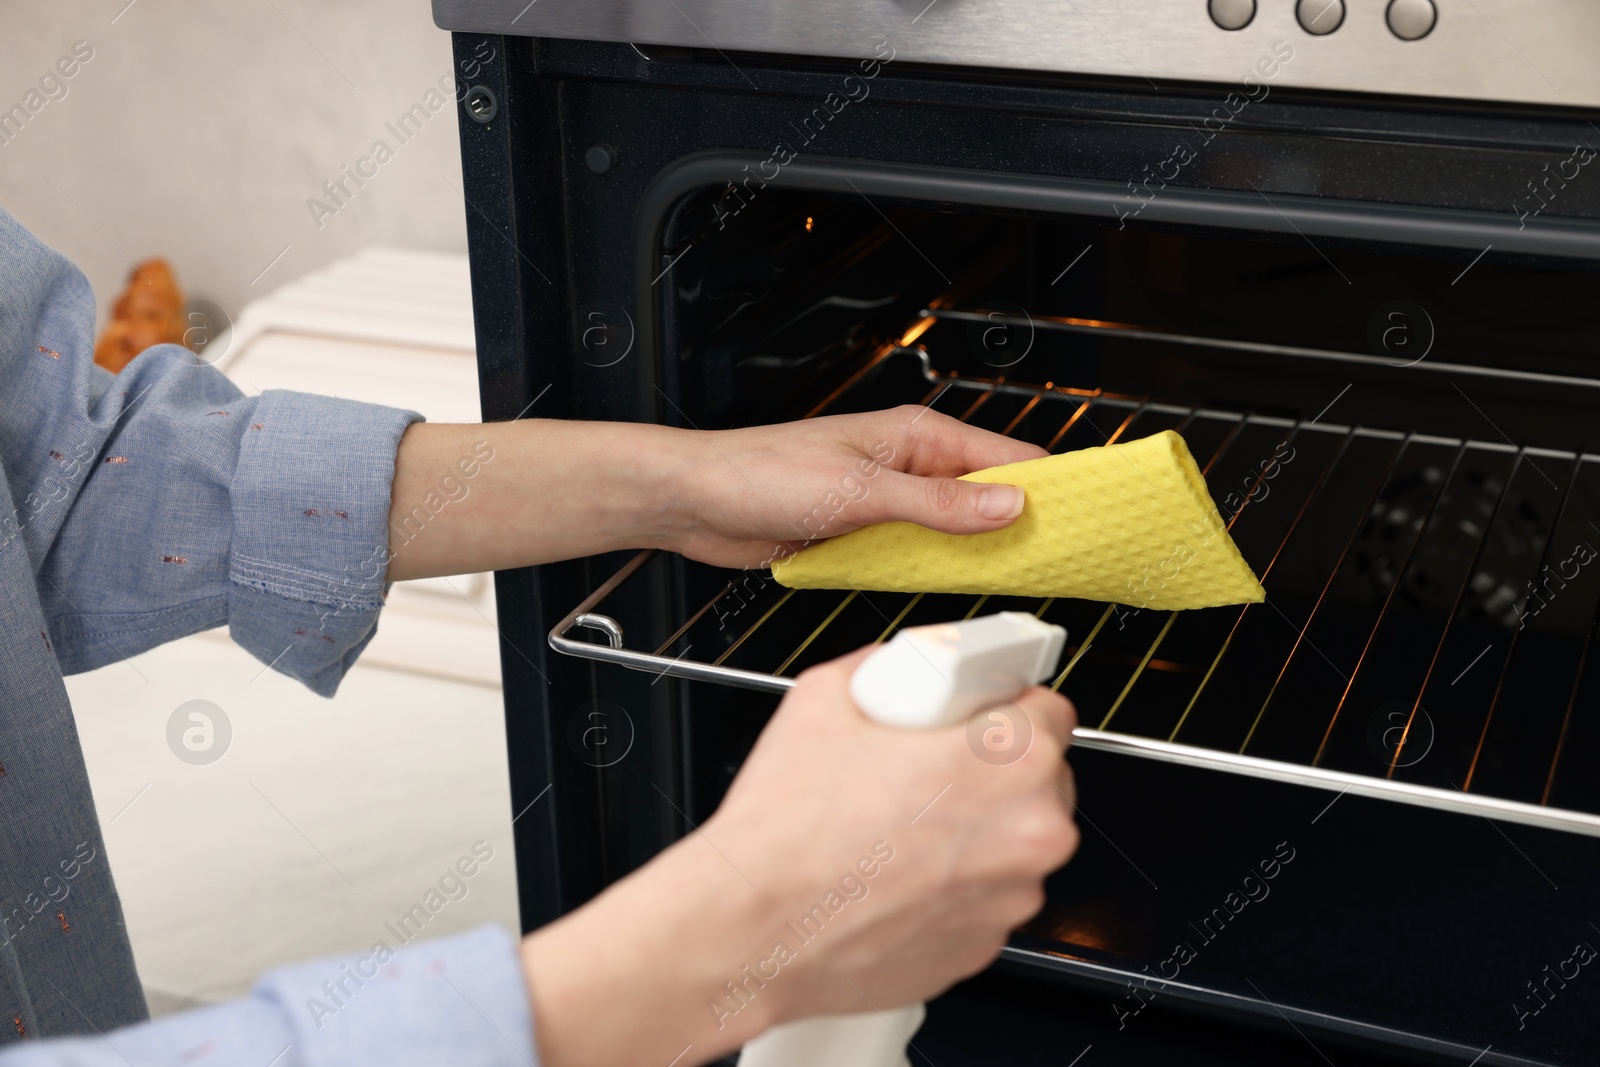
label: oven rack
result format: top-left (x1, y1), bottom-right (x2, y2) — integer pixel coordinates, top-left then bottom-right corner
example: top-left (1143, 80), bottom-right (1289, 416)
top-left (929, 307), bottom-right (1600, 394)
top-left (550, 329), bottom-right (1600, 839)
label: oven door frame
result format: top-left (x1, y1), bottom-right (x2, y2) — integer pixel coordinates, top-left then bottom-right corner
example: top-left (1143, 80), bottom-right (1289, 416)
top-left (451, 33), bottom-right (1600, 1065)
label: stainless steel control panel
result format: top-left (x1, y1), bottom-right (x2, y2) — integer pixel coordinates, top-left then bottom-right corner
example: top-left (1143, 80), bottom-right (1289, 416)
top-left (433, 0), bottom-right (1600, 110)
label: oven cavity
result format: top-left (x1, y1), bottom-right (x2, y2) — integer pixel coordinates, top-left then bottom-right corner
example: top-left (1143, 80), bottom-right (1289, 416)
top-left (556, 187), bottom-right (1600, 838)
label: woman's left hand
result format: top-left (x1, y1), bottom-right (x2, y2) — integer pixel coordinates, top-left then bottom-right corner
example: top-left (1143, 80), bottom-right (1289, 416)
top-left (661, 404), bottom-right (1047, 569)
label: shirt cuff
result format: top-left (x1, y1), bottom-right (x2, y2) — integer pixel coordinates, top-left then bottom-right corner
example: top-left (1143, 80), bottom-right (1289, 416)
top-left (254, 924), bottom-right (537, 1067)
top-left (228, 389), bottom-right (423, 696)
top-left (0, 998), bottom-right (298, 1067)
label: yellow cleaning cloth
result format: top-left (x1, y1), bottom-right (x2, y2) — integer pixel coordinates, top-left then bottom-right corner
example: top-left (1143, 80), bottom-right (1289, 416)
top-left (771, 430), bottom-right (1264, 610)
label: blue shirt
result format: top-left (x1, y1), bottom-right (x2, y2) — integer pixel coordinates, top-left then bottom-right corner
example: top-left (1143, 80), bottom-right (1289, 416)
top-left (0, 208), bottom-right (539, 1064)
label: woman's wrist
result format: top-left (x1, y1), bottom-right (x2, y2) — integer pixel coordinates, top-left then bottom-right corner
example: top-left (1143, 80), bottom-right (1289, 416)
top-left (385, 418), bottom-right (713, 579)
top-left (604, 420), bottom-right (714, 557)
top-left (518, 831), bottom-right (782, 1066)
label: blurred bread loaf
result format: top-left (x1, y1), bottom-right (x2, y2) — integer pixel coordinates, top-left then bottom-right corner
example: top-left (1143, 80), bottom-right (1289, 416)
top-left (94, 258), bottom-right (185, 373)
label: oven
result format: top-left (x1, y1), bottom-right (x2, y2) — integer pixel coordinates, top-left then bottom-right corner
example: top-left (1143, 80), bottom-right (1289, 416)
top-left (432, 3), bottom-right (1600, 1063)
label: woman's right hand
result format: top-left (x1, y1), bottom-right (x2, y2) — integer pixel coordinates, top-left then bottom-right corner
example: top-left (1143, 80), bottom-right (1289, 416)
top-left (708, 647), bottom-right (1080, 1021)
top-left (519, 646), bottom-right (1079, 1067)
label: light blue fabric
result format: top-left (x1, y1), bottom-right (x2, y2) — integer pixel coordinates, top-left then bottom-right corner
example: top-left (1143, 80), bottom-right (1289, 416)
top-left (0, 207), bottom-right (538, 1063)
top-left (0, 924), bottom-right (537, 1067)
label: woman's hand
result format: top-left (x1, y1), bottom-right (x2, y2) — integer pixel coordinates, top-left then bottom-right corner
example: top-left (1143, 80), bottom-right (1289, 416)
top-left (661, 405), bottom-right (1048, 569)
top-left (704, 648), bottom-right (1080, 1019)
top-left (518, 647), bottom-right (1079, 1067)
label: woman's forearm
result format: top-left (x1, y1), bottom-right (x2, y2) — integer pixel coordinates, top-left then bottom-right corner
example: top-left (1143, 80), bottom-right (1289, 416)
top-left (518, 833), bottom-right (778, 1066)
top-left (384, 404), bottom-right (1045, 581)
top-left (383, 420), bottom-right (698, 581)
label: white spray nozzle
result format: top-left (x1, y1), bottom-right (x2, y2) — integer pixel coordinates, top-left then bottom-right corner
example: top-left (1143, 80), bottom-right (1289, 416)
top-left (849, 611), bottom-right (1067, 728)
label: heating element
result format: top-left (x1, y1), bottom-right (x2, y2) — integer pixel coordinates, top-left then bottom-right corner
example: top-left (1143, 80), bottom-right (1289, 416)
top-left (551, 306), bottom-right (1600, 838)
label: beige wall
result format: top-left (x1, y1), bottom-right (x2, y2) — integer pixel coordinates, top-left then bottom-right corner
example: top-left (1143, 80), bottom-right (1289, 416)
top-left (0, 0), bottom-right (467, 328)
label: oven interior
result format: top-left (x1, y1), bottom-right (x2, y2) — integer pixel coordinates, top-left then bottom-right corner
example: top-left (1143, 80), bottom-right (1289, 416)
top-left (646, 183), bottom-right (1600, 822)
top-left (555, 179), bottom-right (1600, 1063)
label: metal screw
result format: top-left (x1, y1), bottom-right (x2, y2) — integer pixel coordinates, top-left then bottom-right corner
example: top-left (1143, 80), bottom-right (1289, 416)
top-left (464, 85), bottom-right (498, 124)
top-left (585, 143), bottom-right (617, 174)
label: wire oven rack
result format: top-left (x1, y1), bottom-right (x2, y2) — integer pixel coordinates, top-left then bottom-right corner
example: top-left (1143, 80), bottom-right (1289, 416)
top-left (551, 309), bottom-right (1600, 838)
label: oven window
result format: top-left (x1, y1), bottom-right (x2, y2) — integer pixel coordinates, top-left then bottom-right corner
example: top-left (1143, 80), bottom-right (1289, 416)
top-left (655, 184), bottom-right (1600, 828)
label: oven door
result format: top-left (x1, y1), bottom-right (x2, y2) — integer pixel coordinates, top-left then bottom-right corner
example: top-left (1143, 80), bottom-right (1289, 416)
top-left (448, 34), bottom-right (1600, 1067)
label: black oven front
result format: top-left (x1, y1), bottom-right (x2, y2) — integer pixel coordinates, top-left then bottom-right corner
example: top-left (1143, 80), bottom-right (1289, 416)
top-left (435, 6), bottom-right (1600, 1063)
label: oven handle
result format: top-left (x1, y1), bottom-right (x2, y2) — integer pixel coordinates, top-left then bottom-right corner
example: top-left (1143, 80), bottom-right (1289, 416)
top-left (550, 550), bottom-right (1600, 840)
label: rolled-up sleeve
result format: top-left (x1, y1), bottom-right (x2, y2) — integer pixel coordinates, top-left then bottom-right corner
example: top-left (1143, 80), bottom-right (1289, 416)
top-left (224, 389), bottom-right (422, 695)
top-left (0, 925), bottom-right (539, 1067)
top-left (3, 208), bottom-right (422, 696)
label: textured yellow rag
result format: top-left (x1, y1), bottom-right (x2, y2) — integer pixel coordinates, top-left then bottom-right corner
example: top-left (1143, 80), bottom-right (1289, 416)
top-left (771, 430), bottom-right (1264, 610)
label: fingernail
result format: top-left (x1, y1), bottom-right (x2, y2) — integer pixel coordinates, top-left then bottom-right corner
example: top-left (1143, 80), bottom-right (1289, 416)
top-left (978, 485), bottom-right (1024, 521)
